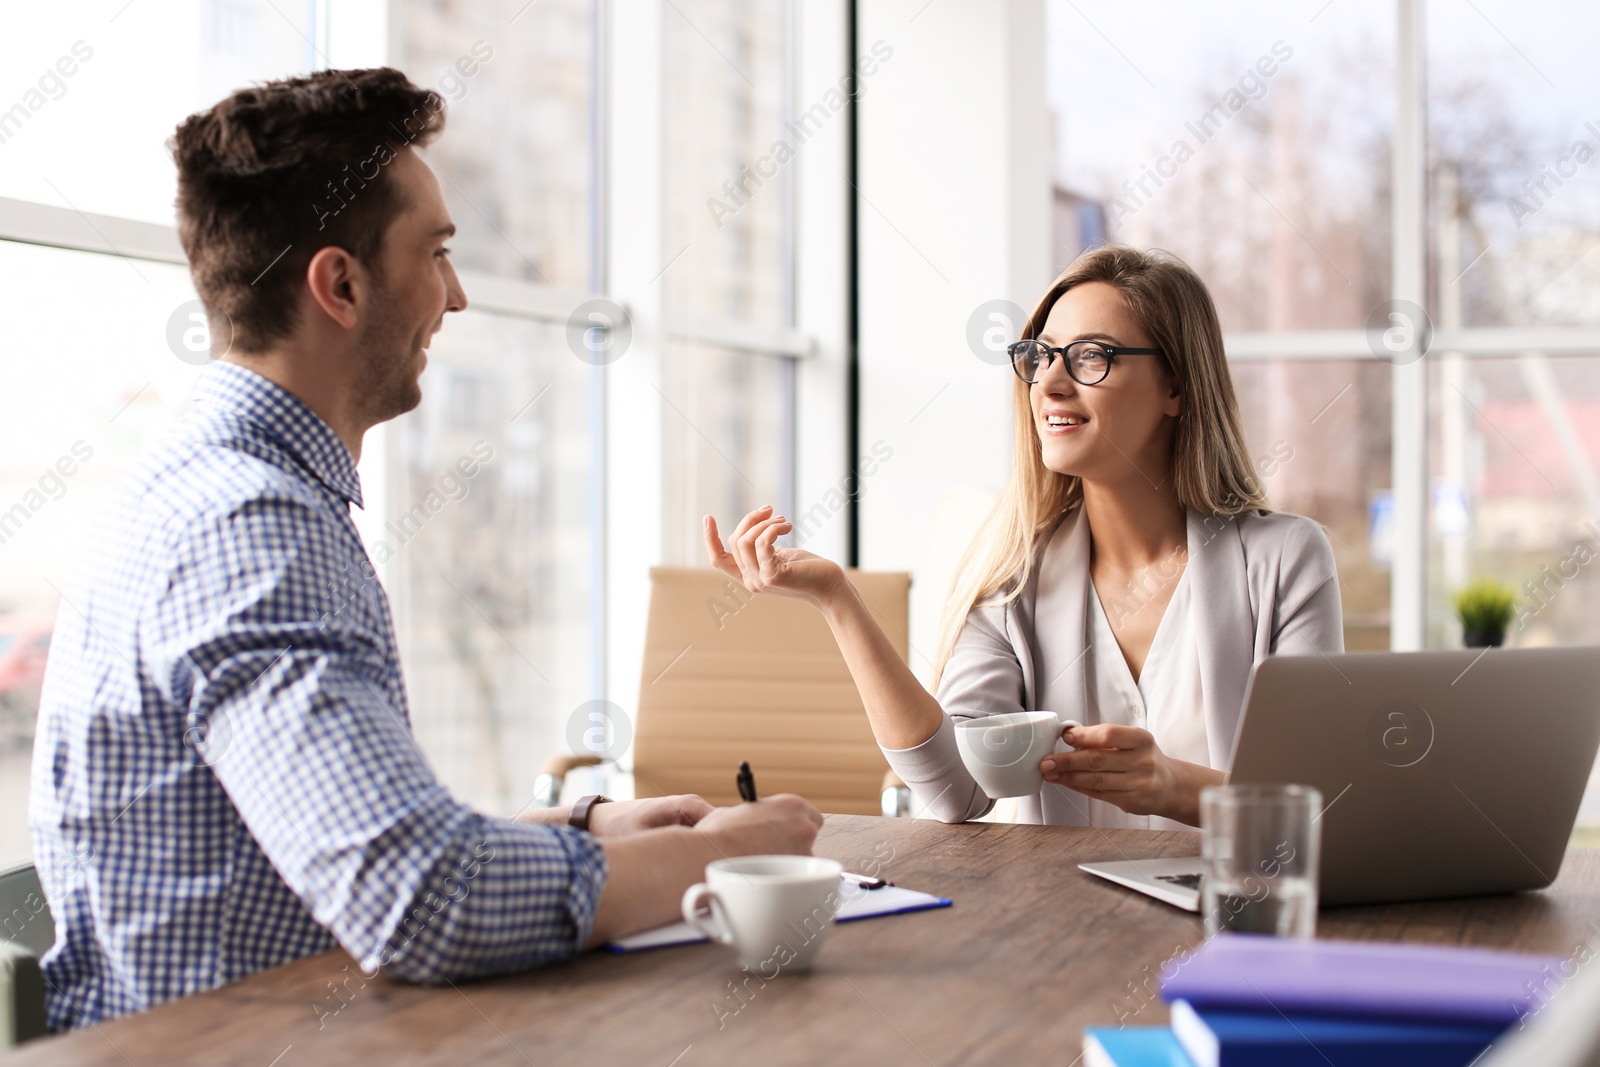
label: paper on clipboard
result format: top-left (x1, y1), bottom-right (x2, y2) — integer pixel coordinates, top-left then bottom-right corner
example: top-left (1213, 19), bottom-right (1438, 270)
top-left (606, 884), bottom-right (951, 954)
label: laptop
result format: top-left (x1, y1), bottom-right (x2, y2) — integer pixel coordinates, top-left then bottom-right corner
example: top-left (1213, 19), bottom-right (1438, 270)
top-left (1079, 647), bottom-right (1600, 909)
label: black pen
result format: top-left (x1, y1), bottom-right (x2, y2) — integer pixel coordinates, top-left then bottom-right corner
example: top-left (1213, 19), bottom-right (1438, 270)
top-left (737, 761), bottom-right (757, 803)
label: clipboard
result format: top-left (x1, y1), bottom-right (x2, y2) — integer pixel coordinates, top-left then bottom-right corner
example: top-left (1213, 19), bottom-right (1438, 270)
top-left (607, 883), bottom-right (951, 954)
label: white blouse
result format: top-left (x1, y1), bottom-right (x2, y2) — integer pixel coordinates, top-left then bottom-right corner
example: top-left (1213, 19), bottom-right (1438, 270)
top-left (880, 506), bottom-right (1344, 827)
top-left (1084, 565), bottom-right (1210, 830)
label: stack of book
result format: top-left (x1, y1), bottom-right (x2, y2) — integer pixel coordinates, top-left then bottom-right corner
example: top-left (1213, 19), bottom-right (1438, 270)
top-left (1082, 934), bottom-right (1568, 1066)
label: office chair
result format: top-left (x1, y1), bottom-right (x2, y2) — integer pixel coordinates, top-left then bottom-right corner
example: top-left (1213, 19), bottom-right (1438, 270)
top-left (536, 568), bottom-right (915, 817)
top-left (0, 863), bottom-right (52, 1047)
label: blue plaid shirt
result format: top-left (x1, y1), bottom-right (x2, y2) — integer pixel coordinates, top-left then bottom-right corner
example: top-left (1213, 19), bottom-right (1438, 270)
top-left (29, 361), bottom-right (607, 1031)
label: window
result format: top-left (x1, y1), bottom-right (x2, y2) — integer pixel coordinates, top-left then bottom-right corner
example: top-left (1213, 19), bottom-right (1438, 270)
top-left (0, 0), bottom-right (365, 867)
top-left (0, 1), bottom-right (321, 225)
top-left (660, 341), bottom-right (790, 565)
top-left (1046, 0), bottom-right (1600, 835)
top-left (394, 0), bottom-right (595, 289)
top-left (1424, 6), bottom-right (1600, 650)
top-left (381, 312), bottom-right (595, 814)
top-left (0, 0), bottom-right (822, 861)
top-left (0, 239), bottom-right (204, 868)
top-left (383, 0), bottom-right (604, 814)
top-left (659, 0), bottom-right (798, 563)
top-left (1047, 0), bottom-right (1398, 651)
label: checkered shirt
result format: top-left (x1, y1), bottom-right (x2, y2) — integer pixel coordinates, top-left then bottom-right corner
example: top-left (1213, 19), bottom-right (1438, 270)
top-left (28, 360), bottom-right (606, 1031)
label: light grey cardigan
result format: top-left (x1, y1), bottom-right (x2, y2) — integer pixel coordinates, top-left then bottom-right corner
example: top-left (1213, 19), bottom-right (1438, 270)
top-left (884, 506), bottom-right (1344, 824)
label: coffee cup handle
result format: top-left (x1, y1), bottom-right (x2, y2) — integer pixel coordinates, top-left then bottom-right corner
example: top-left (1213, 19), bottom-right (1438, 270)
top-left (681, 883), bottom-right (734, 945)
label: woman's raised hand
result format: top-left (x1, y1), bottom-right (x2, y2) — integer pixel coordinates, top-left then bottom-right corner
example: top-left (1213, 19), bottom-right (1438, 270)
top-left (704, 505), bottom-right (846, 607)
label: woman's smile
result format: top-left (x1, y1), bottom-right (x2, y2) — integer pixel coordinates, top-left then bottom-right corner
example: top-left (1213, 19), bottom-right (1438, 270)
top-left (1039, 407), bottom-right (1090, 436)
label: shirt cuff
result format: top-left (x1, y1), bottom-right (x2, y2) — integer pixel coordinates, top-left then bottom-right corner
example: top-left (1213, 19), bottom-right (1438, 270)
top-left (547, 824), bottom-right (608, 950)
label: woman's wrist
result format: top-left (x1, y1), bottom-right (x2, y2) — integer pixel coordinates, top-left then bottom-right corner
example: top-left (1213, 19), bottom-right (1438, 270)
top-left (1165, 760), bottom-right (1225, 827)
top-left (812, 562), bottom-right (856, 617)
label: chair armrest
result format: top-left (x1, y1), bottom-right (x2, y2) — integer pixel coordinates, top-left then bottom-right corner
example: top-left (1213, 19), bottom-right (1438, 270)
top-left (530, 754), bottom-right (604, 809)
top-left (0, 941), bottom-right (46, 1047)
top-left (539, 754), bottom-right (605, 779)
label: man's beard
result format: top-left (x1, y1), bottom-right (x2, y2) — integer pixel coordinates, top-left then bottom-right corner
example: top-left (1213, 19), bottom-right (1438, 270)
top-left (351, 285), bottom-right (425, 427)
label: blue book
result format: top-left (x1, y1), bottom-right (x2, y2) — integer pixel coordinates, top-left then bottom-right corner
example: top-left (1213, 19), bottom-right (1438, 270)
top-left (1082, 1027), bottom-right (1195, 1067)
top-left (1170, 999), bottom-right (1503, 1067)
top-left (1161, 933), bottom-right (1560, 1027)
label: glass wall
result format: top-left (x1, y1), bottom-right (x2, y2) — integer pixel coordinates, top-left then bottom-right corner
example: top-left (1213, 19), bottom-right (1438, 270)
top-left (659, 341), bottom-right (790, 565)
top-left (1425, 5), bottom-right (1600, 648)
top-left (659, 0), bottom-right (797, 562)
top-left (0, 0), bottom-right (811, 857)
top-left (394, 0), bottom-right (595, 289)
top-left (381, 313), bottom-right (595, 815)
top-left (1430, 356), bottom-right (1600, 645)
top-left (1047, 0), bottom-right (1600, 833)
top-left (0, 242), bottom-right (204, 868)
top-left (386, 0), bottom-right (601, 815)
top-left (0, 0), bottom-right (320, 867)
top-left (0, 1), bottom-right (319, 225)
top-left (1046, 0), bottom-right (1398, 651)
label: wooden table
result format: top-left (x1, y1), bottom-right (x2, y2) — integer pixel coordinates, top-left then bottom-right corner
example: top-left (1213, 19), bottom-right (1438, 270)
top-left (11, 815), bottom-right (1600, 1066)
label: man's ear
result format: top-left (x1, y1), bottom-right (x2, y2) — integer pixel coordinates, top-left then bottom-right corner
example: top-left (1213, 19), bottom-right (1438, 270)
top-left (304, 245), bottom-right (366, 331)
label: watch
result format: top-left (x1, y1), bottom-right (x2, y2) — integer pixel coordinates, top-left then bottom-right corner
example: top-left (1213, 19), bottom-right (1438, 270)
top-left (568, 794), bottom-right (613, 832)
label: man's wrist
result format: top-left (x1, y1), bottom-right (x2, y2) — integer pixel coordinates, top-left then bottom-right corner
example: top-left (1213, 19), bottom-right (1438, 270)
top-left (568, 794), bottom-right (613, 833)
top-left (514, 806), bottom-right (570, 826)
top-left (687, 824), bottom-right (734, 866)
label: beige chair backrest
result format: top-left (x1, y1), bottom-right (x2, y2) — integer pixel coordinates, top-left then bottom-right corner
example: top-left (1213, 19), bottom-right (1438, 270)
top-left (632, 568), bottom-right (911, 815)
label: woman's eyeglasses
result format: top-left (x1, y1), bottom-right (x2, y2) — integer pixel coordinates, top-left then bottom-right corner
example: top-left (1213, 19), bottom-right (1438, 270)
top-left (1006, 339), bottom-right (1166, 386)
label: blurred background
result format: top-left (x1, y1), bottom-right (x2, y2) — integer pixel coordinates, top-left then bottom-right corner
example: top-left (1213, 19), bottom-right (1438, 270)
top-left (1, 0), bottom-right (1597, 866)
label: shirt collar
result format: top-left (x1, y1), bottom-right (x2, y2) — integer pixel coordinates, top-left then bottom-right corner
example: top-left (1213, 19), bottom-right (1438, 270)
top-left (193, 360), bottom-right (365, 508)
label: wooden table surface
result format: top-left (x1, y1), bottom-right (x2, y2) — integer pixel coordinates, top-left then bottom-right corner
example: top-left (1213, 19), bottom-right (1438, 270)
top-left (10, 814), bottom-right (1600, 1067)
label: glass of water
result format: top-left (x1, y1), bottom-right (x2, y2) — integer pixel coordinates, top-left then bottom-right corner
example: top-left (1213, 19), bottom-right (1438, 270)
top-left (1200, 783), bottom-right (1321, 940)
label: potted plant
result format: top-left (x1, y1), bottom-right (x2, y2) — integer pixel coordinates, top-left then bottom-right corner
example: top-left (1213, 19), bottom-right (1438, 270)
top-left (1453, 579), bottom-right (1517, 648)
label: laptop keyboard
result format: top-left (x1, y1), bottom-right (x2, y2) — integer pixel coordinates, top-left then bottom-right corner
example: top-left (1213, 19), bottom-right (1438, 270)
top-left (1154, 873), bottom-right (1203, 891)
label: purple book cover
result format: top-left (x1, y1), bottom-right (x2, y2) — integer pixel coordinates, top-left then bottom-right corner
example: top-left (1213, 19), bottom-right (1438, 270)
top-left (1161, 934), bottom-right (1568, 1028)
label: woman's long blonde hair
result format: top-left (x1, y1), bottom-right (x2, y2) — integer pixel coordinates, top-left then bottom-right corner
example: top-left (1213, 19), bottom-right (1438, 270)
top-left (929, 245), bottom-right (1267, 691)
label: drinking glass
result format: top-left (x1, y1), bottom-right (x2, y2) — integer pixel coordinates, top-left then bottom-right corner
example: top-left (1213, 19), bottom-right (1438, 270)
top-left (1200, 783), bottom-right (1321, 939)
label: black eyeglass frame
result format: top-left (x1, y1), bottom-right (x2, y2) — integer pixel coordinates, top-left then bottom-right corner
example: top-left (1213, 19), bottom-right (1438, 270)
top-left (1006, 338), bottom-right (1167, 386)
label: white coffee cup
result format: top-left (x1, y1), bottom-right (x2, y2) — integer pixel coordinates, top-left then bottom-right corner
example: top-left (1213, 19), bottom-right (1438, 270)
top-left (681, 855), bottom-right (844, 972)
top-left (955, 711), bottom-right (1065, 798)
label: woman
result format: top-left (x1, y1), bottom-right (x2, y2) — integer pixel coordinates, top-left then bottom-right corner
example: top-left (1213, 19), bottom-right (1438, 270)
top-left (704, 245), bottom-right (1342, 829)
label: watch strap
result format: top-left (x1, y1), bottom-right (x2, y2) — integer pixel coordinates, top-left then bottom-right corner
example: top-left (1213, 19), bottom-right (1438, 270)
top-left (568, 794), bottom-right (612, 832)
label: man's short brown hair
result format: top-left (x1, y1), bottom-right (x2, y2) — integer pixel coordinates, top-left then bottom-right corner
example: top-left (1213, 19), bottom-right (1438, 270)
top-left (170, 67), bottom-right (446, 353)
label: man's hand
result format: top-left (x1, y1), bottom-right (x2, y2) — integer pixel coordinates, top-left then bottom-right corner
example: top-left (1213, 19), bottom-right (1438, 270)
top-left (693, 794), bottom-right (824, 856)
top-left (585, 794), bottom-right (715, 837)
top-left (582, 794), bottom-right (827, 949)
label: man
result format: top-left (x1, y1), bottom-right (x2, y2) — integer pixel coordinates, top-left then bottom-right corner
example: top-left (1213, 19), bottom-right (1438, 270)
top-left (28, 67), bottom-right (822, 1031)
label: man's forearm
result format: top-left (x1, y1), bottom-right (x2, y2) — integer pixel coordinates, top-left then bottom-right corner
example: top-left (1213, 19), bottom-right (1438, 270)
top-left (515, 806), bottom-right (572, 827)
top-left (583, 827), bottom-right (724, 949)
top-left (371, 810), bottom-right (609, 984)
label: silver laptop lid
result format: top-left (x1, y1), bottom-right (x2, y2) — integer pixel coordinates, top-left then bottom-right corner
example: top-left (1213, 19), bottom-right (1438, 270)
top-left (1227, 647), bottom-right (1600, 907)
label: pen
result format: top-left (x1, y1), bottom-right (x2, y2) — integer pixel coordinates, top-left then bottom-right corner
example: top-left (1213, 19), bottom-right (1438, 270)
top-left (736, 761), bottom-right (757, 803)
top-left (842, 871), bottom-right (893, 890)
